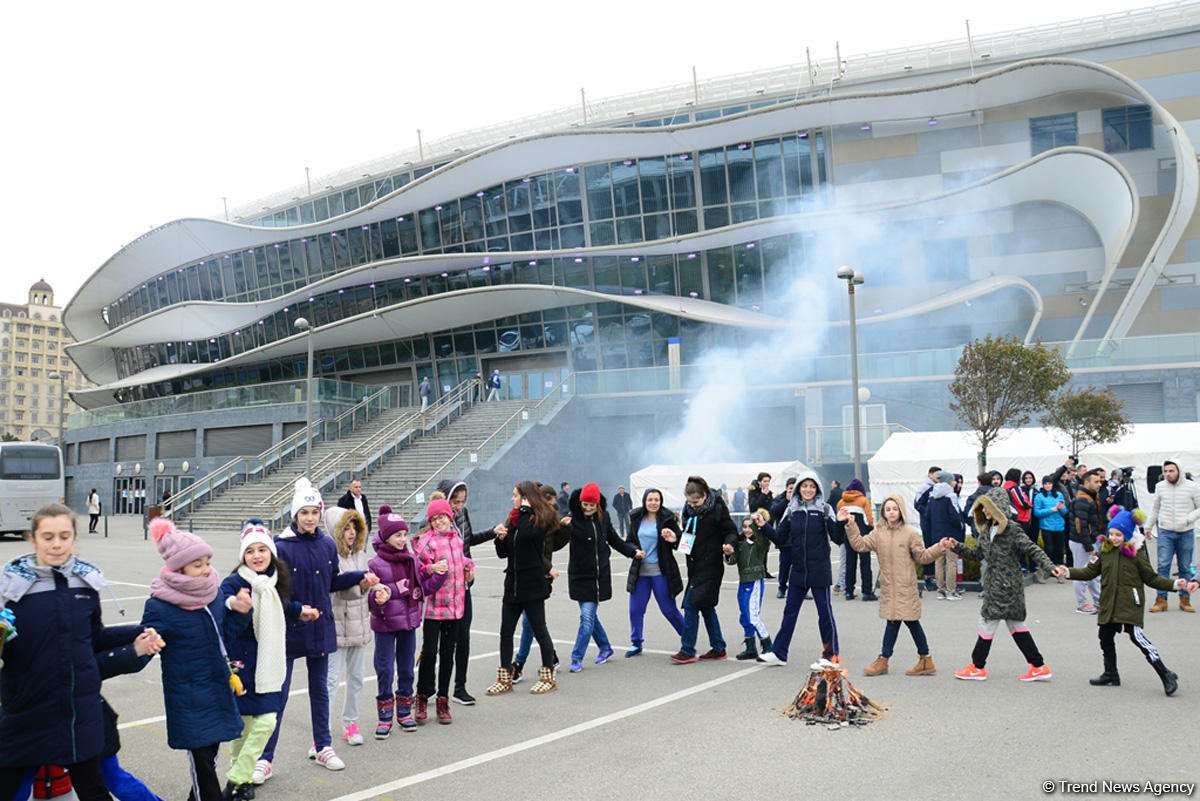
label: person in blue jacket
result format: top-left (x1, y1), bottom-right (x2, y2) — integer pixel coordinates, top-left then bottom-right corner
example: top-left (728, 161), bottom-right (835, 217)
top-left (140, 516), bottom-right (249, 801)
top-left (256, 480), bottom-right (377, 780)
top-left (1033, 475), bottom-right (1069, 581)
top-left (0, 503), bottom-right (144, 801)
top-left (758, 472), bottom-right (844, 667)
top-left (220, 520), bottom-right (320, 800)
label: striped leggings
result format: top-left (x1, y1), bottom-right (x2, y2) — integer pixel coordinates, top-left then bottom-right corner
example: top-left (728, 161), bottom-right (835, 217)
top-left (1098, 621), bottom-right (1161, 665)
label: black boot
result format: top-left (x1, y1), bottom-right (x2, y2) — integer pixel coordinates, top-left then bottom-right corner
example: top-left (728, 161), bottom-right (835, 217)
top-left (735, 637), bottom-right (758, 661)
top-left (759, 636), bottom-right (773, 654)
top-left (1089, 652), bottom-right (1120, 686)
top-left (1152, 659), bottom-right (1179, 696)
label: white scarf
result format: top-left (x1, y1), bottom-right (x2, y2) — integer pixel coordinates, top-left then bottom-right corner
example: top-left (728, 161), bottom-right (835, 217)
top-left (237, 565), bottom-right (287, 694)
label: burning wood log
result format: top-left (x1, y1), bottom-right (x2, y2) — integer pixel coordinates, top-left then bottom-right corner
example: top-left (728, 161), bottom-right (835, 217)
top-left (784, 660), bottom-right (886, 727)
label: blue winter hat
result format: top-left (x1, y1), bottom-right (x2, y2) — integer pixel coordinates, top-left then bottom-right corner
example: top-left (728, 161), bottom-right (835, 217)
top-left (1107, 507), bottom-right (1136, 542)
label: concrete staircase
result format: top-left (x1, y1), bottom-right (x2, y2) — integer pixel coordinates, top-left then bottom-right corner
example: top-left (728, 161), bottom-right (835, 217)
top-left (181, 400), bottom-right (531, 532)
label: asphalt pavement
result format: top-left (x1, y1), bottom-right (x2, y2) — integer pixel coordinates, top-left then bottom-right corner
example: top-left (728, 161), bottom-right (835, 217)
top-left (3, 516), bottom-right (1197, 801)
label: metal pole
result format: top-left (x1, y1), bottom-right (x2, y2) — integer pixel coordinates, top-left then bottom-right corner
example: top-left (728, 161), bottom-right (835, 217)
top-left (848, 281), bottom-right (862, 479)
top-left (305, 326), bottom-right (315, 477)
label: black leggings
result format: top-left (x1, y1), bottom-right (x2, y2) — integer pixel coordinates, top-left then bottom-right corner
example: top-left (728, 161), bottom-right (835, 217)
top-left (500, 598), bottom-right (554, 669)
top-left (1040, 527), bottom-right (1066, 566)
top-left (88, 513), bottom-right (100, 533)
top-left (1099, 622), bottom-right (1162, 666)
top-left (971, 630), bottom-right (1044, 669)
top-left (187, 743), bottom-right (222, 801)
top-left (418, 618), bottom-right (460, 698)
top-left (0, 757), bottom-right (112, 801)
top-left (453, 589), bottom-right (472, 690)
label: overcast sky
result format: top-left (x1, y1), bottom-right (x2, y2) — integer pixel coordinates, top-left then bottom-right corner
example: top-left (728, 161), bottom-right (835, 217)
top-left (2, 0), bottom-right (1154, 311)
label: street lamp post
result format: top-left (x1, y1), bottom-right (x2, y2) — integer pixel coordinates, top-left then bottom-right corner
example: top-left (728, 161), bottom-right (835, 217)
top-left (836, 266), bottom-right (865, 479)
top-left (47, 370), bottom-right (67, 446)
top-left (294, 318), bottom-right (315, 477)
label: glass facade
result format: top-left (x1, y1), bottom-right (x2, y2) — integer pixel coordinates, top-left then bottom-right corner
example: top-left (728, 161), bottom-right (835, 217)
top-left (1030, 113), bottom-right (1078, 155)
top-left (1102, 105), bottom-right (1153, 153)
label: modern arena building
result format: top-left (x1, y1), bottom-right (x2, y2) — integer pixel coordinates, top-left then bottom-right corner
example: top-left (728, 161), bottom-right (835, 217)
top-left (62, 3), bottom-right (1200, 514)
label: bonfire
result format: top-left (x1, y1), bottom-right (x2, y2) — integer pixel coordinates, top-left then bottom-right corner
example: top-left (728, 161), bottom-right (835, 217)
top-left (783, 659), bottom-right (885, 727)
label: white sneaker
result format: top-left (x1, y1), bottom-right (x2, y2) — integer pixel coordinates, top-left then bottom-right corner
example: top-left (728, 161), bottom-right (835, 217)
top-left (945, 592), bottom-right (962, 601)
top-left (810, 658), bottom-right (838, 671)
top-left (312, 745), bottom-right (346, 771)
top-left (251, 760), bottom-right (272, 785)
top-left (757, 651), bottom-right (786, 666)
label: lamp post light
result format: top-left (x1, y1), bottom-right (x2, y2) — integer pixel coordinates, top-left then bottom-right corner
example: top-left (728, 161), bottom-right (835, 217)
top-left (293, 318), bottom-right (315, 477)
top-left (836, 266), bottom-right (866, 479)
top-left (47, 370), bottom-right (67, 447)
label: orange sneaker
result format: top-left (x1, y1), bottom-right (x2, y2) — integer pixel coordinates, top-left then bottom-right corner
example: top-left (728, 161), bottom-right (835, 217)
top-left (954, 663), bottom-right (987, 681)
top-left (1019, 664), bottom-right (1052, 682)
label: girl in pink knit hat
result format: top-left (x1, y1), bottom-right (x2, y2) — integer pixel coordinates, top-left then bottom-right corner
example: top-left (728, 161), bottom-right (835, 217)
top-left (412, 497), bottom-right (472, 725)
top-left (140, 517), bottom-right (252, 801)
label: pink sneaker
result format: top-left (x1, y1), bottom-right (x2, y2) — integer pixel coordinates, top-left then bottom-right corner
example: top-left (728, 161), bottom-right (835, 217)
top-left (343, 722), bottom-right (363, 745)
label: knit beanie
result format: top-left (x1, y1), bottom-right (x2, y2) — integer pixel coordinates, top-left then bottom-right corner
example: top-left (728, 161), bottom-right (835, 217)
top-left (845, 478), bottom-right (866, 493)
top-left (426, 498), bottom-right (453, 524)
top-left (1106, 507), bottom-right (1136, 542)
top-left (149, 517), bottom-right (213, 571)
top-left (936, 470), bottom-right (954, 484)
top-left (580, 483), bottom-right (602, 504)
top-left (290, 478), bottom-right (323, 519)
top-left (239, 519), bottom-right (276, 560)
top-left (377, 504), bottom-right (410, 539)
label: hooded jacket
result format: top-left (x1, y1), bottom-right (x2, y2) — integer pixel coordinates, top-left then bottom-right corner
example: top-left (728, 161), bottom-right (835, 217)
top-left (844, 494), bottom-right (940, 621)
top-left (625, 489), bottom-right (684, 596)
top-left (0, 556), bottom-right (134, 767)
top-left (368, 530), bottom-right (447, 632)
top-left (275, 523), bottom-right (365, 658)
top-left (1033, 489), bottom-right (1068, 532)
top-left (1066, 529), bottom-right (1178, 626)
top-left (836, 480), bottom-right (874, 527)
top-left (1071, 484), bottom-right (1103, 550)
top-left (330, 509), bottom-right (371, 648)
top-left (734, 518), bottom-right (772, 583)
top-left (566, 488), bottom-right (640, 603)
top-left (678, 488), bottom-right (738, 609)
top-left (927, 481), bottom-right (965, 542)
top-left (953, 488), bottom-right (1055, 621)
top-left (1008, 473), bottom-right (1036, 524)
top-left (1144, 465), bottom-right (1200, 533)
top-left (763, 472), bottom-right (843, 588)
top-left (435, 479), bottom-right (498, 559)
top-left (413, 523), bottom-right (473, 620)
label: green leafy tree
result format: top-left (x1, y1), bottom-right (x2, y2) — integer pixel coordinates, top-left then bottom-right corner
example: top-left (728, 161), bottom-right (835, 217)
top-left (1041, 386), bottom-right (1130, 456)
top-left (948, 335), bottom-right (1071, 472)
top-left (0, 433), bottom-right (18, 442)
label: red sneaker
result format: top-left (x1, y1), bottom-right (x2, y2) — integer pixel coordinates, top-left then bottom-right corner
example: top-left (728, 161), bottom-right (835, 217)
top-left (954, 663), bottom-right (987, 681)
top-left (669, 651), bottom-right (698, 664)
top-left (1019, 664), bottom-right (1052, 682)
top-left (698, 648), bottom-right (727, 661)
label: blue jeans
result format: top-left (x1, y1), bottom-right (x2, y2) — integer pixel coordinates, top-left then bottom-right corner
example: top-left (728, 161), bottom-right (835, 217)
top-left (514, 612), bottom-right (535, 664)
top-left (679, 587), bottom-right (725, 656)
top-left (1156, 529), bottom-right (1195, 598)
top-left (570, 601), bottom-right (611, 663)
top-left (261, 654), bottom-right (330, 761)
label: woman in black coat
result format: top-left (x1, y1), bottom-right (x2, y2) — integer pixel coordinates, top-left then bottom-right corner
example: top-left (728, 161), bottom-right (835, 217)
top-left (625, 488), bottom-right (685, 657)
top-left (663, 476), bottom-right (737, 664)
top-left (489, 481), bottom-right (563, 695)
top-left (564, 484), bottom-right (642, 672)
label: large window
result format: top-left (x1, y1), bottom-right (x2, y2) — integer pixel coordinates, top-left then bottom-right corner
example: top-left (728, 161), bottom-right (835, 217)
top-left (1102, 105), bottom-right (1153, 153)
top-left (1030, 113), bottom-right (1077, 155)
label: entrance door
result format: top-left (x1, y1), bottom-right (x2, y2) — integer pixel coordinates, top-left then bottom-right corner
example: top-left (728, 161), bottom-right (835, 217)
top-left (481, 354), bottom-right (568, 401)
top-left (154, 476), bottom-right (175, 507)
top-left (113, 477), bottom-right (146, 515)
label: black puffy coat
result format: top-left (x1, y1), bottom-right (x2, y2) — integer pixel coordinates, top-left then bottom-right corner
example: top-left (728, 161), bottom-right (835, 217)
top-left (566, 489), bottom-right (639, 603)
top-left (625, 496), bottom-right (684, 597)
top-left (496, 506), bottom-right (554, 603)
top-left (678, 492), bottom-right (738, 609)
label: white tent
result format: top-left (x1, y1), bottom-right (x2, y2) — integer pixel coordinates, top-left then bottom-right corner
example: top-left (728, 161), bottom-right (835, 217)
top-left (867, 422), bottom-right (1200, 506)
top-left (630, 460), bottom-right (814, 512)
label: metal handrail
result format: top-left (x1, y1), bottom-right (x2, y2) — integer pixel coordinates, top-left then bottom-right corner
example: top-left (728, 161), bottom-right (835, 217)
top-left (167, 383), bottom-right (393, 519)
top-left (395, 373), bottom-right (574, 519)
top-left (262, 378), bottom-right (480, 525)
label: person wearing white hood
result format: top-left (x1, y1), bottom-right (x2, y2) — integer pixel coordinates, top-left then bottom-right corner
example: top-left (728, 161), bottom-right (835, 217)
top-left (757, 472), bottom-right (844, 667)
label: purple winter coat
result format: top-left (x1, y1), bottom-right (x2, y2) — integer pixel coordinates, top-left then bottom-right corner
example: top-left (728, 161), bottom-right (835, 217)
top-left (368, 530), bottom-right (447, 633)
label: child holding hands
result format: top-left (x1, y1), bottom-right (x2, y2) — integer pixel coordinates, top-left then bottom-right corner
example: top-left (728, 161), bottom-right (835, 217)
top-left (413, 498), bottom-right (473, 724)
top-left (368, 506), bottom-right (446, 737)
top-left (841, 496), bottom-right (944, 676)
top-left (1053, 506), bottom-right (1197, 695)
top-left (733, 513), bottom-right (773, 661)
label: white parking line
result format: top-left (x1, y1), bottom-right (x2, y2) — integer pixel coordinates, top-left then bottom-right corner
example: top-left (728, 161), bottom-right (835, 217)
top-left (116, 650), bottom-right (501, 730)
top-left (325, 666), bottom-right (763, 801)
top-left (107, 580), bottom-right (152, 588)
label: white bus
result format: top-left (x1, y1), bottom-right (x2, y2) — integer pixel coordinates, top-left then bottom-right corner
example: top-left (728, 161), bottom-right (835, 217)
top-left (0, 442), bottom-right (63, 536)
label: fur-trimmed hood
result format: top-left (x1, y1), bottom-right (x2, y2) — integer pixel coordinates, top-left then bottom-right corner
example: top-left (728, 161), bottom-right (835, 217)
top-left (332, 508), bottom-right (368, 557)
top-left (972, 487), bottom-right (1015, 536)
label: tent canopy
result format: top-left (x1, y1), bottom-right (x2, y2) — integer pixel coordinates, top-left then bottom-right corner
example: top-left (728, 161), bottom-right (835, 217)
top-left (630, 460), bottom-right (813, 512)
top-left (867, 423), bottom-right (1200, 507)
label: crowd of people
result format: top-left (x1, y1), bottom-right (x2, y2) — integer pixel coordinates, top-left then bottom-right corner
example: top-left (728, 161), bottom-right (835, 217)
top-left (0, 458), bottom-right (1197, 801)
